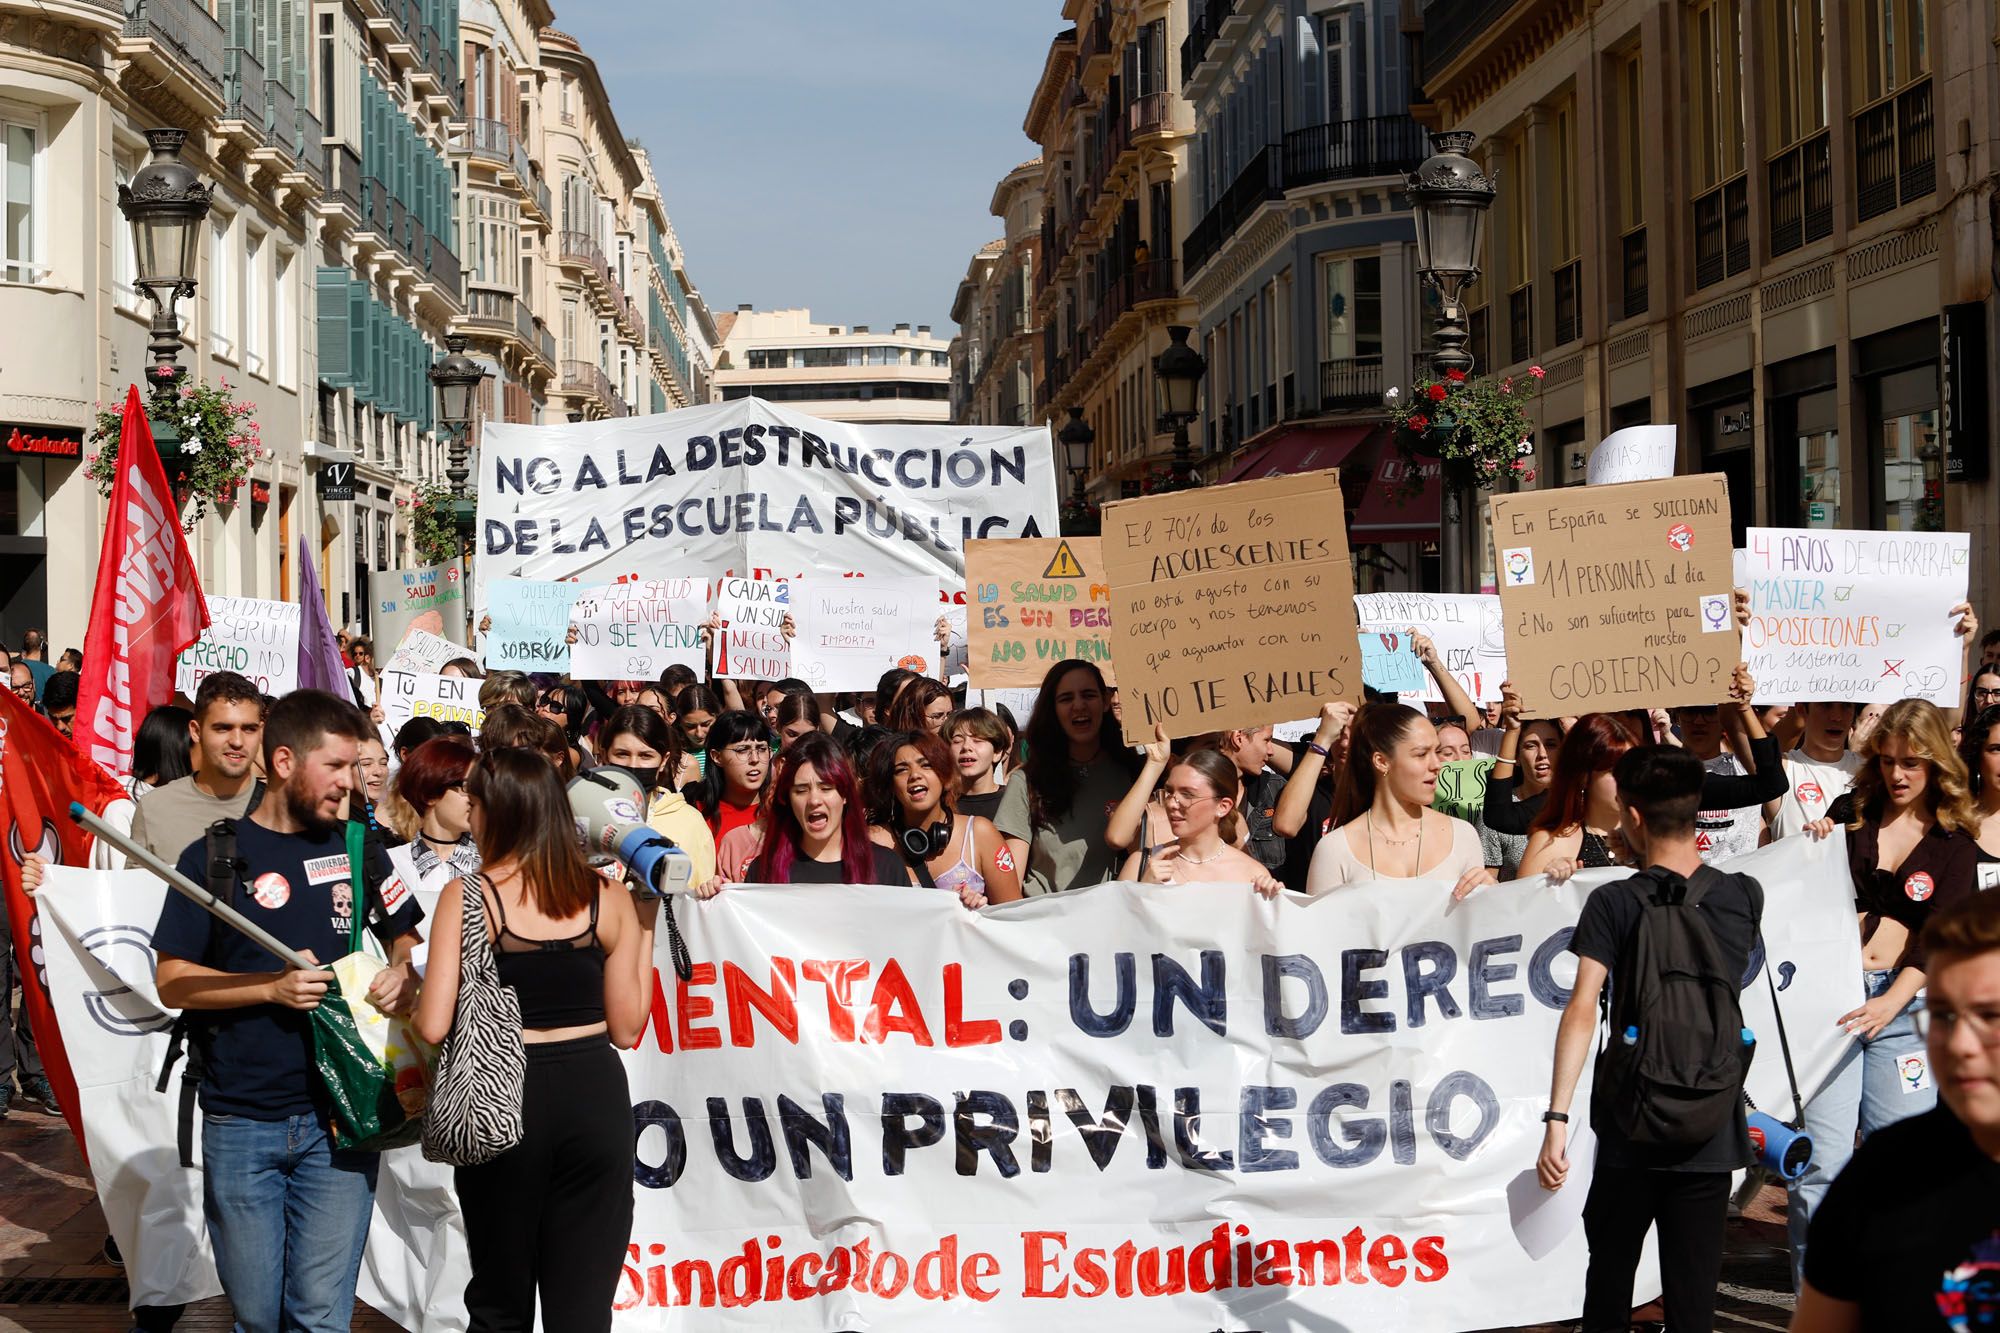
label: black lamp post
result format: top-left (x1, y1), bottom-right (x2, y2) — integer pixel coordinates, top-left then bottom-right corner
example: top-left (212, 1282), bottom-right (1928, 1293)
top-left (1152, 325), bottom-right (1206, 484)
top-left (1058, 405), bottom-right (1097, 535)
top-left (117, 128), bottom-right (213, 461)
top-left (428, 333), bottom-right (489, 552)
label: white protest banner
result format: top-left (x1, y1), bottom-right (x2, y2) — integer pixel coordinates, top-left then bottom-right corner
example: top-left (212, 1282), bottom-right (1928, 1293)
top-left (712, 625), bottom-right (792, 682)
top-left (369, 560), bottom-right (467, 651)
top-left (1740, 527), bottom-right (1972, 705)
top-left (790, 577), bottom-right (937, 691)
top-left (383, 627), bottom-right (464, 676)
top-left (1353, 592), bottom-right (1507, 703)
top-left (570, 579), bottom-right (708, 681)
top-left (38, 834), bottom-right (1856, 1331)
top-left (175, 595), bottom-right (300, 697)
top-left (716, 576), bottom-right (790, 630)
top-left (1584, 425), bottom-right (1677, 486)
top-left (484, 577), bottom-right (581, 673)
top-left (474, 403), bottom-right (1059, 610)
top-left (378, 671), bottom-right (487, 739)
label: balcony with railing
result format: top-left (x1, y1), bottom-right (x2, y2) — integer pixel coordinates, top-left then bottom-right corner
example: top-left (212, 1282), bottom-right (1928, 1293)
top-left (1078, 0), bottom-right (1113, 68)
top-left (1552, 259), bottom-right (1581, 347)
top-left (296, 108), bottom-right (324, 185)
top-left (1085, 257), bottom-right (1178, 346)
top-left (1620, 225), bottom-right (1648, 319)
top-left (1692, 174), bottom-right (1749, 288)
top-left (1320, 354), bottom-right (1383, 410)
top-left (1183, 143), bottom-right (1281, 278)
top-left (220, 47), bottom-right (267, 144)
top-left (1768, 130), bottom-right (1832, 256)
top-left (1282, 115), bottom-right (1429, 190)
top-left (1127, 90), bottom-right (1170, 140)
top-left (1508, 283), bottom-right (1534, 366)
top-left (324, 142), bottom-right (363, 215)
top-left (561, 360), bottom-right (629, 418)
top-left (1180, 0), bottom-right (1238, 88)
top-left (1854, 77), bottom-right (1934, 222)
top-left (121, 0), bottom-right (226, 106)
top-left (262, 77), bottom-right (298, 163)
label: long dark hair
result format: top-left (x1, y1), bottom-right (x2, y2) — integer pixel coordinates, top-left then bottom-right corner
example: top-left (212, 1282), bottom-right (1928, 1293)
top-left (865, 730), bottom-right (956, 827)
top-left (1967, 666), bottom-right (2000, 721)
top-left (134, 705), bottom-right (194, 786)
top-left (598, 704), bottom-right (682, 784)
top-left (750, 733), bottom-right (874, 885)
top-left (882, 676), bottom-right (951, 734)
top-left (538, 682), bottom-right (588, 744)
top-left (1021, 659), bottom-right (1137, 829)
top-left (1532, 713), bottom-right (1642, 834)
top-left (1959, 704), bottom-right (2000, 801)
top-left (1331, 703), bottom-right (1428, 826)
top-left (466, 747), bottom-right (599, 917)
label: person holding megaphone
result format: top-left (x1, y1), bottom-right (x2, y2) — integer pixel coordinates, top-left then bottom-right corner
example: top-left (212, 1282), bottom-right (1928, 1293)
top-left (595, 705), bottom-right (715, 888)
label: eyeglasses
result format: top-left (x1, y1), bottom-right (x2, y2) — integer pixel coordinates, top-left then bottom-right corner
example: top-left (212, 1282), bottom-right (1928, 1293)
top-left (1973, 687), bottom-right (2000, 703)
top-left (723, 743), bottom-right (771, 760)
top-left (1161, 788), bottom-right (1217, 809)
top-left (1916, 1005), bottom-right (2000, 1048)
top-left (9, 682), bottom-right (31, 698)
top-left (536, 698), bottom-right (564, 712)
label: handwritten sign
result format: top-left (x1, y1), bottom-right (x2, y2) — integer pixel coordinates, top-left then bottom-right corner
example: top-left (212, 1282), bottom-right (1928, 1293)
top-left (175, 596), bottom-right (300, 697)
top-left (1358, 630), bottom-right (1426, 694)
top-left (1740, 527), bottom-right (1971, 705)
top-left (383, 627), bottom-right (465, 676)
top-left (1102, 470), bottom-right (1359, 739)
top-left (569, 579), bottom-right (707, 681)
top-left (369, 560), bottom-right (465, 651)
top-left (964, 538), bottom-right (1116, 688)
top-left (1585, 425), bottom-right (1677, 486)
top-left (1432, 757), bottom-right (1495, 823)
top-left (1354, 592), bottom-right (1507, 703)
top-left (378, 671), bottom-right (486, 739)
top-left (1490, 474), bottom-right (1740, 713)
top-left (715, 577), bottom-right (790, 630)
top-left (712, 625), bottom-right (793, 682)
top-left (485, 577), bottom-right (579, 673)
top-left (789, 577), bottom-right (937, 691)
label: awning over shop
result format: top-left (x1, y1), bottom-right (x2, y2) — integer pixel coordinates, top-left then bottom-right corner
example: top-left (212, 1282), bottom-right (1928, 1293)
top-left (1351, 447), bottom-right (1441, 544)
top-left (1219, 423), bottom-right (1376, 483)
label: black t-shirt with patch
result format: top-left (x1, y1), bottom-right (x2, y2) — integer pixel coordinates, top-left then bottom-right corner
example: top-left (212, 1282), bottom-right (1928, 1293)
top-left (1569, 865), bottom-right (1765, 1171)
top-left (1239, 768), bottom-right (1287, 871)
top-left (155, 818), bottom-right (424, 1119)
top-left (1805, 1105), bottom-right (2000, 1329)
top-left (785, 844), bottom-right (914, 887)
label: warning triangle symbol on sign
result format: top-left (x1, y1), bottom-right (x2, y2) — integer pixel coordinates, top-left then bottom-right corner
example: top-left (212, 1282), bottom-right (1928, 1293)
top-left (1042, 540), bottom-right (1087, 579)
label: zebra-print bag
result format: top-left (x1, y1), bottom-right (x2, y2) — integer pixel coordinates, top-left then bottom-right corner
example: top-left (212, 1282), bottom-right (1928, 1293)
top-left (420, 875), bottom-right (525, 1166)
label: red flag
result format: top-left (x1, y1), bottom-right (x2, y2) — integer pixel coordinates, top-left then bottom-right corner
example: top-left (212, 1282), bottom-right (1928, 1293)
top-left (75, 385), bottom-right (209, 776)
top-left (0, 689), bottom-right (131, 1148)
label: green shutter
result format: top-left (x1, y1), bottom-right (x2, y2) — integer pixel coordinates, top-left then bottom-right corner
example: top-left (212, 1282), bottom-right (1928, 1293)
top-left (316, 268), bottom-right (350, 384)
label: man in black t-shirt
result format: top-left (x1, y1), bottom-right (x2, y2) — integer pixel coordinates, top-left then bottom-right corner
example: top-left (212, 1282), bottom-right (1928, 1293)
top-left (1536, 746), bottom-right (1763, 1333)
top-left (1794, 890), bottom-right (2000, 1331)
top-left (154, 690), bottom-right (423, 1333)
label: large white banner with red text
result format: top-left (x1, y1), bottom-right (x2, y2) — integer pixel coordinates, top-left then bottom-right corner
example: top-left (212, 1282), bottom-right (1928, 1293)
top-left (35, 833), bottom-right (1859, 1330)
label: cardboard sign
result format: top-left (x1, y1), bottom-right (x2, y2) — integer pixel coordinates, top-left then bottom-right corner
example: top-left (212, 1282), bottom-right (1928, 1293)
top-left (715, 577), bottom-right (790, 631)
top-left (569, 579), bottom-right (707, 681)
top-left (1354, 592), bottom-right (1507, 703)
top-left (368, 560), bottom-right (466, 652)
top-left (1490, 474), bottom-right (1740, 713)
top-left (789, 577), bottom-right (937, 692)
top-left (964, 538), bottom-right (1116, 688)
top-left (1101, 470), bottom-right (1359, 739)
top-left (712, 625), bottom-right (793, 682)
top-left (377, 671), bottom-right (486, 739)
top-left (1584, 425), bottom-right (1677, 486)
top-left (1740, 527), bottom-right (1971, 705)
top-left (175, 596), bottom-right (300, 697)
top-left (382, 627), bottom-right (465, 676)
top-left (484, 577), bottom-right (580, 673)
top-left (1358, 630), bottom-right (1426, 694)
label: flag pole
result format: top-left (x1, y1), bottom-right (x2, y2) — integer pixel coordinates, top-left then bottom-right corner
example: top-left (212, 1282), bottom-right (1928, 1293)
top-left (66, 802), bottom-right (315, 970)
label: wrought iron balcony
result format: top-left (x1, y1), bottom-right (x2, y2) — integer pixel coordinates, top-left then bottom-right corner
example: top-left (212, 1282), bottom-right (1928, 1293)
top-left (1620, 226), bottom-right (1648, 320)
top-left (1281, 115), bottom-right (1429, 191)
top-left (122, 0), bottom-right (226, 98)
top-left (1854, 77), bottom-right (1933, 222)
top-left (1692, 174), bottom-right (1749, 288)
top-left (1769, 130), bottom-right (1832, 256)
top-left (1320, 355), bottom-right (1383, 410)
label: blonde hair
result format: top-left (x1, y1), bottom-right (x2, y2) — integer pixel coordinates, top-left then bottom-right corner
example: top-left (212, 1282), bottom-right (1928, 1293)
top-left (1846, 698), bottom-right (1979, 836)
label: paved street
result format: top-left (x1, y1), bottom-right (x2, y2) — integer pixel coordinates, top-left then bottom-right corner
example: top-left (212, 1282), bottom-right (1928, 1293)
top-left (0, 1099), bottom-right (1797, 1332)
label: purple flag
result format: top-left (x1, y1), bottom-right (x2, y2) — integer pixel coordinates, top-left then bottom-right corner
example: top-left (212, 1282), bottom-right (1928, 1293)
top-left (297, 534), bottom-right (354, 703)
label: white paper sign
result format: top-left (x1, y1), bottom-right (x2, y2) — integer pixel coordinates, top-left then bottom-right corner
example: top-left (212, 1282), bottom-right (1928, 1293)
top-left (1353, 593), bottom-right (1508, 703)
top-left (1585, 425), bottom-right (1677, 486)
top-left (716, 576), bottom-right (791, 630)
top-left (569, 578), bottom-right (708, 681)
top-left (378, 670), bottom-right (487, 739)
top-left (175, 596), bottom-right (301, 697)
top-left (712, 625), bottom-right (792, 682)
top-left (383, 626), bottom-right (464, 676)
top-left (1740, 527), bottom-right (1971, 705)
top-left (790, 577), bottom-right (938, 691)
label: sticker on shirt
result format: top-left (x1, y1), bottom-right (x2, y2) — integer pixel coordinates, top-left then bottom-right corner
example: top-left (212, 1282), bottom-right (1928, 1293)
top-left (379, 874), bottom-right (410, 913)
top-left (331, 882), bottom-right (352, 921)
top-left (1937, 1229), bottom-right (2000, 1331)
top-left (250, 872), bottom-right (291, 909)
top-left (994, 845), bottom-right (1016, 875)
top-left (1796, 779), bottom-right (1826, 809)
top-left (1898, 1052), bottom-right (1933, 1094)
top-left (1906, 870), bottom-right (1936, 902)
top-left (1978, 862), bottom-right (2000, 893)
top-left (303, 854), bottom-right (350, 887)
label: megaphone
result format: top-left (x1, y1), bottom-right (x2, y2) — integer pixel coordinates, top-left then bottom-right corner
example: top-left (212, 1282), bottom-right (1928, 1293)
top-left (567, 767), bottom-right (694, 898)
top-left (1746, 1111), bottom-right (1813, 1181)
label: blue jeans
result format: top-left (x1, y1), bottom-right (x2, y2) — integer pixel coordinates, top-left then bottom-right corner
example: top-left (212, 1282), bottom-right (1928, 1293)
top-left (1785, 968), bottom-right (1934, 1287)
top-left (201, 1111), bottom-right (379, 1333)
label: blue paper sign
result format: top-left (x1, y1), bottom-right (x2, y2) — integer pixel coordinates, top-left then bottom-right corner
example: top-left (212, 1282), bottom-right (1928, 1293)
top-left (1358, 630), bottom-right (1427, 695)
top-left (486, 577), bottom-right (581, 673)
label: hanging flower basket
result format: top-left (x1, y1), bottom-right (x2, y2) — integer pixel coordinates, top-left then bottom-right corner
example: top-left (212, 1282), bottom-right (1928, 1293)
top-left (404, 480), bottom-right (461, 566)
top-left (85, 374), bottom-right (267, 531)
top-left (1383, 365), bottom-right (1544, 500)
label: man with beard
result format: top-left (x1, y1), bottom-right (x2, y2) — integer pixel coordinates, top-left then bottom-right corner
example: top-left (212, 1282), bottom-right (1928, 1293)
top-left (129, 672), bottom-right (267, 864)
top-left (153, 690), bottom-right (423, 1333)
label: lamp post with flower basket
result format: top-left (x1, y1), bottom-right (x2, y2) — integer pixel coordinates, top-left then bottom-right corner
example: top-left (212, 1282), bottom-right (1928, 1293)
top-left (427, 334), bottom-right (489, 565)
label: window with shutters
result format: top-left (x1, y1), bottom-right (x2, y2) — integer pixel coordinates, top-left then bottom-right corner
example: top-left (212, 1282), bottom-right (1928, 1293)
top-left (244, 232), bottom-right (267, 377)
top-left (209, 218), bottom-right (237, 361)
top-left (275, 249), bottom-right (294, 389)
top-left (1, 110), bottom-right (44, 284)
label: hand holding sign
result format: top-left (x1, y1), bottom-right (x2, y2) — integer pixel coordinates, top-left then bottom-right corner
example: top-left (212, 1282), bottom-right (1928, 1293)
top-left (569, 579), bottom-right (706, 681)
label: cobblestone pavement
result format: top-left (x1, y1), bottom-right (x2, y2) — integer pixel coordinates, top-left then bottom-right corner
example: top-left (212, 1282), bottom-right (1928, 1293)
top-left (0, 1100), bottom-right (1798, 1331)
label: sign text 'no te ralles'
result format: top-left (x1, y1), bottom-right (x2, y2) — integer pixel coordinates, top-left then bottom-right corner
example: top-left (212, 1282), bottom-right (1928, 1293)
top-left (1102, 470), bottom-right (1360, 740)
top-left (1490, 473), bottom-right (1741, 714)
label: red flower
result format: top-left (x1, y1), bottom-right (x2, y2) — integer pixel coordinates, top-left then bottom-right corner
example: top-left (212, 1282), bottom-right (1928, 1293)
top-left (1406, 414), bottom-right (1431, 433)
top-left (1529, 365), bottom-right (1547, 379)
top-left (1445, 369), bottom-right (1467, 383)
top-left (1427, 383), bottom-right (1449, 402)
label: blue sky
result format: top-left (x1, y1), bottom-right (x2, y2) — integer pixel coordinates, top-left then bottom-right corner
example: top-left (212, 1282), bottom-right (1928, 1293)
top-left (558, 2), bottom-right (1058, 339)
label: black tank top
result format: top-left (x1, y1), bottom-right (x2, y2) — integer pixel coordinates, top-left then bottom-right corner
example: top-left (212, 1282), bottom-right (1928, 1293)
top-left (488, 885), bottom-right (607, 1029)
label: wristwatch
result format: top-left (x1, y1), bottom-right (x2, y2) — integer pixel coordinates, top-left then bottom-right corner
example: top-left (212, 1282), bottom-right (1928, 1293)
top-left (1541, 1110), bottom-right (1569, 1124)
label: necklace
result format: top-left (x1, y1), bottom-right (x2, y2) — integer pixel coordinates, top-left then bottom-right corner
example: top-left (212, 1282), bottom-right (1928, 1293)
top-left (1178, 844), bottom-right (1226, 865)
top-left (1366, 810), bottom-right (1424, 877)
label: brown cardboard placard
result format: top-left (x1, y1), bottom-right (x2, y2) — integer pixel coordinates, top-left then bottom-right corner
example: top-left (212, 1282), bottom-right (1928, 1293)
top-left (964, 537), bottom-right (1116, 688)
top-left (1101, 470), bottom-right (1360, 739)
top-left (1490, 473), bottom-right (1741, 714)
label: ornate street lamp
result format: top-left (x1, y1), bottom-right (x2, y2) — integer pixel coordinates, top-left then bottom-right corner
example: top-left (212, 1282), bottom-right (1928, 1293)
top-left (1406, 130), bottom-right (1497, 378)
top-left (118, 128), bottom-right (213, 456)
top-left (428, 333), bottom-right (489, 549)
top-left (1058, 405), bottom-right (1097, 535)
top-left (1152, 325), bottom-right (1206, 483)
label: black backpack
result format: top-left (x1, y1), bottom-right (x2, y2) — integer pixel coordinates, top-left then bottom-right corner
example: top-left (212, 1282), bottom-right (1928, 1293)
top-left (1593, 865), bottom-right (1749, 1147)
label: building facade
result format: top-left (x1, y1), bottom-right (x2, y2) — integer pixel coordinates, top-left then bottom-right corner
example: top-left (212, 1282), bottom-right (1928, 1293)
top-left (715, 308), bottom-right (952, 425)
top-left (1419, 0), bottom-right (2000, 601)
top-left (951, 157), bottom-right (1043, 427)
top-left (1029, 0), bottom-right (1200, 498)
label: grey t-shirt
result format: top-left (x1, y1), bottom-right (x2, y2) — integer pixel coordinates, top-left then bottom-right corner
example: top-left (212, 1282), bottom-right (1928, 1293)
top-left (128, 775), bottom-right (258, 865)
top-left (994, 755), bottom-right (1133, 897)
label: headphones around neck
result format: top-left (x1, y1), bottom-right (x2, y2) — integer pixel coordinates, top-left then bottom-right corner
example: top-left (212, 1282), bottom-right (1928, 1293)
top-left (899, 816), bottom-right (952, 863)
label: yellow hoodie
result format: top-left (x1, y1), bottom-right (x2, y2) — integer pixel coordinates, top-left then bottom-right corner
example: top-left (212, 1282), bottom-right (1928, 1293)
top-left (647, 788), bottom-right (717, 887)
